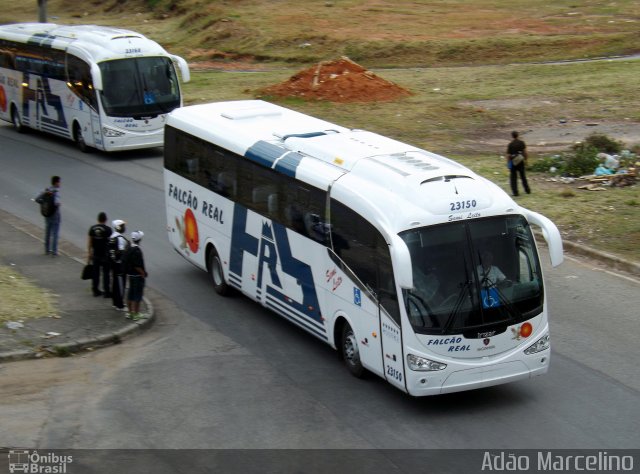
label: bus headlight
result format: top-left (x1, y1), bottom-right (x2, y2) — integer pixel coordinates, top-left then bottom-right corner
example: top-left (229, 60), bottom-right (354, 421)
top-left (102, 126), bottom-right (125, 137)
top-left (524, 334), bottom-right (550, 355)
top-left (407, 353), bottom-right (447, 371)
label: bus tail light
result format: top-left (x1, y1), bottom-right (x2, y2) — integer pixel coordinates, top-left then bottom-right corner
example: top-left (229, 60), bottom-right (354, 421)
top-left (407, 353), bottom-right (447, 371)
top-left (524, 334), bottom-right (550, 355)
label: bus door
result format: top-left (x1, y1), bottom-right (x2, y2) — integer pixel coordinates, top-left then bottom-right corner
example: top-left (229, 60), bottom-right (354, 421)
top-left (377, 265), bottom-right (406, 392)
top-left (90, 106), bottom-right (101, 148)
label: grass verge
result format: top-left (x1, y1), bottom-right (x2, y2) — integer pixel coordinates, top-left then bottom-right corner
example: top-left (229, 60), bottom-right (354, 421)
top-left (0, 265), bottom-right (58, 324)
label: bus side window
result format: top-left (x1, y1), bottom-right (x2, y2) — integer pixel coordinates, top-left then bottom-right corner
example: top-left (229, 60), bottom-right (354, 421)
top-left (216, 171), bottom-right (237, 198)
top-left (252, 185), bottom-right (277, 213)
top-left (67, 55), bottom-right (97, 110)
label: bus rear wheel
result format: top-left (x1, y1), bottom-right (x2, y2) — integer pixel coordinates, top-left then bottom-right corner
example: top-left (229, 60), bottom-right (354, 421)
top-left (11, 106), bottom-right (24, 133)
top-left (341, 323), bottom-right (365, 378)
top-left (73, 122), bottom-right (89, 153)
top-left (208, 247), bottom-right (230, 296)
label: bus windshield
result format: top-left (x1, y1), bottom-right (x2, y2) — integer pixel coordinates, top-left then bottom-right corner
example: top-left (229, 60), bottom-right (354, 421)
top-left (400, 215), bottom-right (543, 335)
top-left (98, 56), bottom-right (180, 118)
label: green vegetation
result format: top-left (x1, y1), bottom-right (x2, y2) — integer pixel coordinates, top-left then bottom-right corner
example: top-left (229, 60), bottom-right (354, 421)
top-left (0, 265), bottom-right (57, 324)
top-left (5, 1), bottom-right (640, 67)
top-left (2, 1), bottom-right (638, 261)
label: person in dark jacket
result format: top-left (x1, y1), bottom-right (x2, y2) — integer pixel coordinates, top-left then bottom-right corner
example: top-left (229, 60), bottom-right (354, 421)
top-left (87, 212), bottom-right (112, 297)
top-left (109, 219), bottom-right (129, 311)
top-left (125, 231), bottom-right (148, 321)
top-left (506, 131), bottom-right (531, 196)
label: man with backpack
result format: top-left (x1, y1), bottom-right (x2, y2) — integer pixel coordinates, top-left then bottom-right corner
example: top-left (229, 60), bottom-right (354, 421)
top-left (35, 176), bottom-right (61, 256)
top-left (108, 219), bottom-right (130, 311)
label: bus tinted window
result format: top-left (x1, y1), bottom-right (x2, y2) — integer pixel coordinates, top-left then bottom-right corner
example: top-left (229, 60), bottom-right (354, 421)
top-left (165, 126), bottom-right (329, 243)
top-left (99, 57), bottom-right (180, 117)
top-left (330, 199), bottom-right (400, 324)
top-left (67, 55), bottom-right (97, 109)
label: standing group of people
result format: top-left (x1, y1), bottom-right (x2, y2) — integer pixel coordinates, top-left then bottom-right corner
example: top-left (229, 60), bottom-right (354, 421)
top-left (87, 214), bottom-right (148, 321)
top-left (35, 176), bottom-right (147, 321)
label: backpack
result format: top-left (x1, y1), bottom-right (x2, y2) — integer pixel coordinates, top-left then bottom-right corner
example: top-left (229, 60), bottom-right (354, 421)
top-left (108, 234), bottom-right (130, 264)
top-left (36, 189), bottom-right (56, 217)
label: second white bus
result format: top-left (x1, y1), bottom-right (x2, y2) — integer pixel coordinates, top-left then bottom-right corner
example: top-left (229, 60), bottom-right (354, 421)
top-left (163, 100), bottom-right (564, 396)
top-left (0, 23), bottom-right (190, 151)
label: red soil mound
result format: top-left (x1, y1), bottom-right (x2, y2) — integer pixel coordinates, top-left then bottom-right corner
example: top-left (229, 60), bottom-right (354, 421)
top-left (260, 57), bottom-right (412, 103)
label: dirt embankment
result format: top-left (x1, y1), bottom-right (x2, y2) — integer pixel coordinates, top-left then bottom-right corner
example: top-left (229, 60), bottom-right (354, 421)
top-left (258, 57), bottom-right (412, 103)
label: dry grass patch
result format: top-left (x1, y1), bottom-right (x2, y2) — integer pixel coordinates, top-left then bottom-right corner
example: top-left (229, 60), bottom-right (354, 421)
top-left (0, 266), bottom-right (57, 324)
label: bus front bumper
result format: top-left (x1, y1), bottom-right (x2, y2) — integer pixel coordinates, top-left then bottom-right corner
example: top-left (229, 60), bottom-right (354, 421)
top-left (405, 351), bottom-right (550, 396)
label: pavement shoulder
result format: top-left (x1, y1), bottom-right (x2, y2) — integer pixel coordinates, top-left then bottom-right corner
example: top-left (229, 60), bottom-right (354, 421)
top-left (0, 209), bottom-right (155, 363)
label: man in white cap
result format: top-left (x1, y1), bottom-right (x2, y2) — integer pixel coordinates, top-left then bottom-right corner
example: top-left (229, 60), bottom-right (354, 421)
top-left (125, 230), bottom-right (148, 320)
top-left (108, 219), bottom-right (129, 311)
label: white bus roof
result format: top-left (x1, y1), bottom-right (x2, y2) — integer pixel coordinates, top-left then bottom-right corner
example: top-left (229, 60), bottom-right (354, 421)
top-left (0, 23), bottom-right (172, 63)
top-left (167, 100), bottom-right (521, 235)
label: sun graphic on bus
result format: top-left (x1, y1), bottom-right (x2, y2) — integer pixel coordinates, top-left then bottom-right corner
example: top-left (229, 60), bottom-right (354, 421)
top-left (511, 322), bottom-right (533, 340)
top-left (0, 85), bottom-right (7, 113)
top-left (175, 208), bottom-right (199, 254)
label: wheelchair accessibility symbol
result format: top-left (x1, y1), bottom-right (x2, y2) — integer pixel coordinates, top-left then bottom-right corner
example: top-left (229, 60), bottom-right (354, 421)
top-left (353, 287), bottom-right (361, 306)
top-left (481, 287), bottom-right (501, 309)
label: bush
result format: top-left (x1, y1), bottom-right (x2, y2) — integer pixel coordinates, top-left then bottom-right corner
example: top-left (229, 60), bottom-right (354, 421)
top-left (583, 133), bottom-right (623, 154)
top-left (563, 143), bottom-right (600, 177)
top-left (533, 133), bottom-right (628, 177)
top-left (530, 155), bottom-right (562, 173)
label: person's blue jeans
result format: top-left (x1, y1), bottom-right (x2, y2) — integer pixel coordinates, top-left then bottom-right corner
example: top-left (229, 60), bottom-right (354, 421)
top-left (45, 213), bottom-right (61, 255)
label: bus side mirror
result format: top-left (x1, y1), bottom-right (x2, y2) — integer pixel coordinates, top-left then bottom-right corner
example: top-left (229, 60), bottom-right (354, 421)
top-left (171, 54), bottom-right (191, 83)
top-left (390, 235), bottom-right (413, 289)
top-left (524, 209), bottom-right (564, 267)
top-left (91, 64), bottom-right (103, 91)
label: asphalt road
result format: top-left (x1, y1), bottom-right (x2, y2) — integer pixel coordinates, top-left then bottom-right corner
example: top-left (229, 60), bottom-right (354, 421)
top-left (0, 125), bottom-right (639, 458)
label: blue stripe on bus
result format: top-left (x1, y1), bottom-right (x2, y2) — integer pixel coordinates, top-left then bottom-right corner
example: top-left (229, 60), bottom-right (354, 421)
top-left (245, 141), bottom-right (283, 169)
top-left (27, 33), bottom-right (55, 48)
top-left (274, 152), bottom-right (303, 178)
top-left (266, 297), bottom-right (328, 340)
top-left (265, 285), bottom-right (323, 327)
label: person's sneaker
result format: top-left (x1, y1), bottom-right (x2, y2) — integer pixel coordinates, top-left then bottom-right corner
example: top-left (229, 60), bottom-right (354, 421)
top-left (131, 313), bottom-right (141, 321)
top-left (93, 290), bottom-right (103, 297)
top-left (113, 306), bottom-right (127, 312)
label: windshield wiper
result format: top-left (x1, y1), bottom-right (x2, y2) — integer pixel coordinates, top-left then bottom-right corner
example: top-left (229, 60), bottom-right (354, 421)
top-left (442, 279), bottom-right (471, 333)
top-left (488, 283), bottom-right (521, 321)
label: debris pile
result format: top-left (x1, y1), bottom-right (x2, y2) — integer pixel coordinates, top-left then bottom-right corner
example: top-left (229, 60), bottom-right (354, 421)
top-left (545, 149), bottom-right (638, 191)
top-left (259, 57), bottom-right (412, 103)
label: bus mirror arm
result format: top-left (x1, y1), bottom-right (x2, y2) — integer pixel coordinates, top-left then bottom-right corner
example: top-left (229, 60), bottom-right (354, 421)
top-left (90, 64), bottom-right (103, 91)
top-left (390, 235), bottom-right (413, 289)
top-left (171, 55), bottom-right (191, 83)
top-left (524, 209), bottom-right (564, 267)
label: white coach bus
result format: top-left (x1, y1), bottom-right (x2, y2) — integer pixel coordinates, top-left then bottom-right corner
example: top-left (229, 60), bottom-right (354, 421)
top-left (0, 23), bottom-right (190, 151)
top-left (164, 100), bottom-right (564, 396)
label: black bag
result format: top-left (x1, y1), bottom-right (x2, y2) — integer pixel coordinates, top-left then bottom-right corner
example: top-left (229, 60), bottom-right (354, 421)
top-left (36, 189), bottom-right (56, 217)
top-left (81, 264), bottom-right (93, 280)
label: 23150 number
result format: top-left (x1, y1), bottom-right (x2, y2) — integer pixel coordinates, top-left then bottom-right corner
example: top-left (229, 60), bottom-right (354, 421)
top-left (450, 199), bottom-right (477, 211)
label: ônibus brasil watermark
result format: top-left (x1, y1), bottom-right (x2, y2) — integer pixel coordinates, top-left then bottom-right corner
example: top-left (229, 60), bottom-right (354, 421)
top-left (7, 450), bottom-right (73, 473)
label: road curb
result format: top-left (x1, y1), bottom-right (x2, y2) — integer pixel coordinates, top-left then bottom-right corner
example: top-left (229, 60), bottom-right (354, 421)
top-left (562, 240), bottom-right (640, 277)
top-left (0, 297), bottom-right (154, 363)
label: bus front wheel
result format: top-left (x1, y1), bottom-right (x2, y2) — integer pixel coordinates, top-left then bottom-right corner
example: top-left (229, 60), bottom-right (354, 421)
top-left (208, 247), bottom-right (230, 296)
top-left (341, 323), bottom-right (365, 378)
top-left (73, 122), bottom-right (89, 153)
